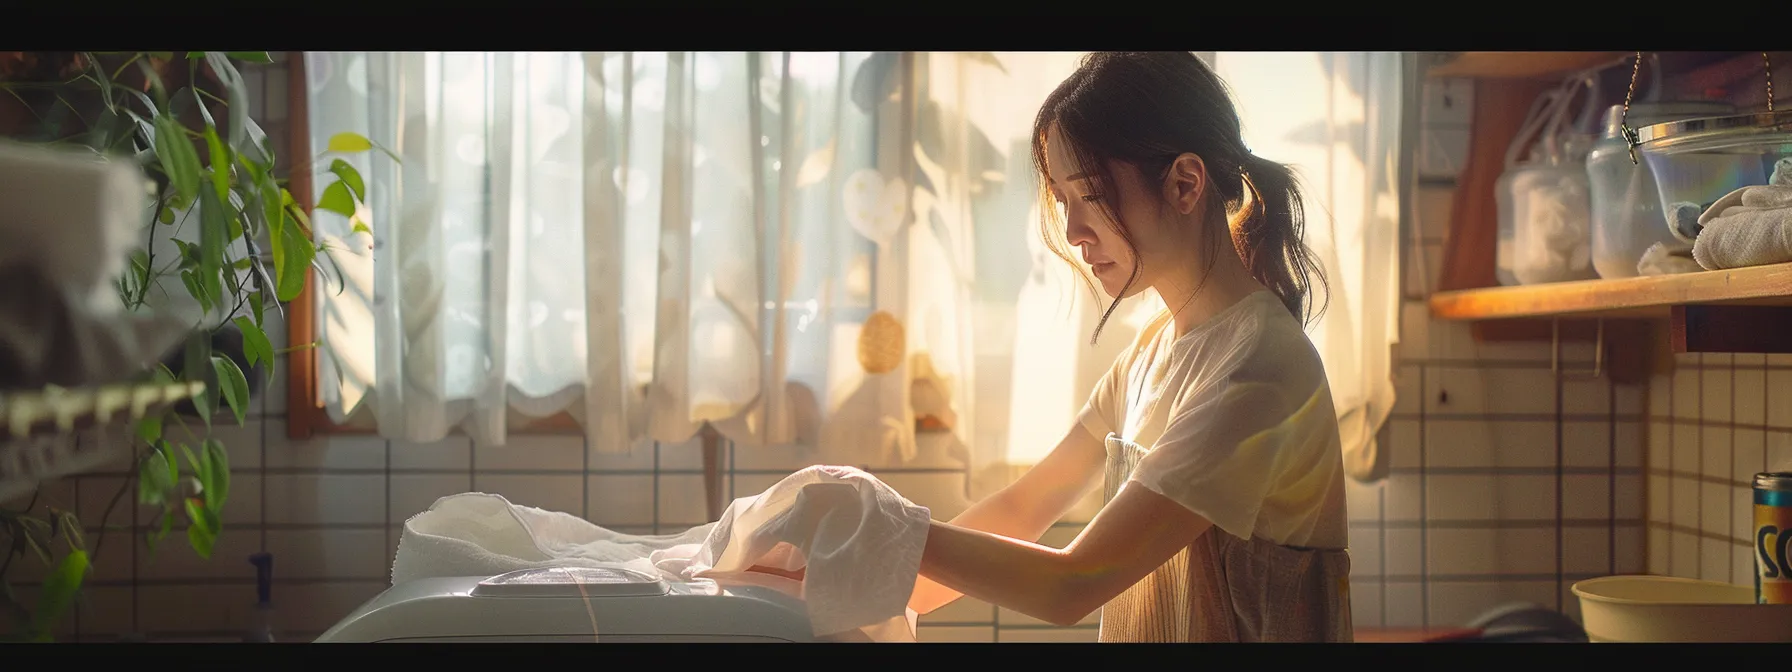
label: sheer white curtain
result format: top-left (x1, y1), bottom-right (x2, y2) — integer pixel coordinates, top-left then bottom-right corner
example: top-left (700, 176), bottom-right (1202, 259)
top-left (303, 51), bottom-right (977, 458)
top-left (302, 51), bottom-right (1402, 486)
top-left (1214, 51), bottom-right (1406, 482)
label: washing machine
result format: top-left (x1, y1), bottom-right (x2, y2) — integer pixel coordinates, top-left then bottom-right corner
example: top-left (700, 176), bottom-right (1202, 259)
top-left (315, 565), bottom-right (817, 643)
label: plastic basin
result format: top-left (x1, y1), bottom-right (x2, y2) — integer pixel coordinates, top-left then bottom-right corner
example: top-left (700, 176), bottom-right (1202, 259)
top-left (1571, 575), bottom-right (1792, 643)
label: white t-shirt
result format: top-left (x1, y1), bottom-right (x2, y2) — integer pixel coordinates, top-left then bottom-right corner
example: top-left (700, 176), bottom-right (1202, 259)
top-left (1076, 290), bottom-right (1348, 549)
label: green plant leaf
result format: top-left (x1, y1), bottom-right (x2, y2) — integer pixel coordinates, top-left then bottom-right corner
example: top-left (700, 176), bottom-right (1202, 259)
top-left (26, 550), bottom-right (87, 641)
top-left (211, 355), bottom-right (250, 427)
top-left (202, 439), bottom-right (230, 512)
top-left (204, 52), bottom-right (250, 152)
top-left (239, 117), bottom-right (275, 170)
top-left (260, 180), bottom-right (282, 244)
top-left (86, 107), bottom-right (118, 154)
top-left (327, 132), bottom-right (374, 154)
top-left (328, 159), bottom-right (365, 202)
top-left (179, 443), bottom-right (208, 507)
top-left (316, 181), bottom-right (356, 218)
top-left (197, 184), bottom-right (229, 315)
top-left (178, 269), bottom-right (207, 313)
top-left (184, 497), bottom-right (220, 558)
top-left (184, 334), bottom-right (217, 430)
top-left (225, 51), bottom-right (273, 64)
top-left (202, 125), bottom-right (229, 204)
top-left (168, 86), bottom-right (193, 121)
top-left (124, 88), bottom-right (159, 123)
top-left (275, 213), bottom-right (315, 303)
top-left (139, 449), bottom-right (173, 507)
top-left (249, 292), bottom-right (265, 328)
top-left (152, 114), bottom-right (201, 209)
top-left (353, 221), bottom-right (373, 237)
top-left (234, 317), bottom-right (273, 370)
top-left (135, 414), bottom-right (162, 446)
top-left (163, 441), bottom-right (180, 491)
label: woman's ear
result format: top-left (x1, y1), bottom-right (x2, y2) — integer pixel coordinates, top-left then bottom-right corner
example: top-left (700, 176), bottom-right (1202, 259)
top-left (1165, 153), bottom-right (1206, 216)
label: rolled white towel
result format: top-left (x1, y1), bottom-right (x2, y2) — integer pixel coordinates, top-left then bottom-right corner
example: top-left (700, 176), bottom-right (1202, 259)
top-left (1637, 242), bottom-right (1703, 276)
top-left (1690, 183), bottom-right (1792, 270)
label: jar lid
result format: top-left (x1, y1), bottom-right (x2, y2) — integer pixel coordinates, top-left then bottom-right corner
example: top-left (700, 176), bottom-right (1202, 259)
top-left (1599, 102), bottom-right (1736, 138)
top-left (1635, 109), bottom-right (1792, 155)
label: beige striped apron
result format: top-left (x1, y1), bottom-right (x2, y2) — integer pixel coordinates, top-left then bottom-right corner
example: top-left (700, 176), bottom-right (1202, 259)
top-left (1098, 434), bottom-right (1354, 643)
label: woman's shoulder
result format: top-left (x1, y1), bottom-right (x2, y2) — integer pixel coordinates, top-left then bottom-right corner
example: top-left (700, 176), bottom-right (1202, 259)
top-left (1210, 293), bottom-right (1328, 388)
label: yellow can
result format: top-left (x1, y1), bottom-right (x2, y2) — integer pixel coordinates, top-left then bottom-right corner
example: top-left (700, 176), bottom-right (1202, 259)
top-left (1756, 472), bottom-right (1792, 605)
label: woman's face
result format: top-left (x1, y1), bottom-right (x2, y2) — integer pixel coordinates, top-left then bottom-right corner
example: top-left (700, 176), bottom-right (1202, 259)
top-left (1045, 125), bottom-right (1187, 300)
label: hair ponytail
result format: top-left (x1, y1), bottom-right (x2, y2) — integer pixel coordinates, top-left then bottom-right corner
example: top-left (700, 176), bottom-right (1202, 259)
top-left (1234, 153), bottom-right (1328, 327)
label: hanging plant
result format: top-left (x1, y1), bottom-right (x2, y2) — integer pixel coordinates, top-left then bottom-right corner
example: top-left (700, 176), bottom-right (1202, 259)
top-left (0, 51), bottom-right (389, 642)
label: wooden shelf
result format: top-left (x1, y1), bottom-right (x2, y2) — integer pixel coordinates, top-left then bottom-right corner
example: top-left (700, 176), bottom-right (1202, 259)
top-left (1425, 51), bottom-right (1628, 80)
top-left (1430, 263), bottom-right (1792, 321)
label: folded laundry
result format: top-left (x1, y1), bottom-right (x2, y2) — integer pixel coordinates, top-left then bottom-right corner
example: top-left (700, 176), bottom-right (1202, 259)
top-left (1689, 157), bottom-right (1792, 271)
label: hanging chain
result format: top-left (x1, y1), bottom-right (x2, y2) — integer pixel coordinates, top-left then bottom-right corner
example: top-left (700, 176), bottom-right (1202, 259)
top-left (1619, 51), bottom-right (1778, 165)
top-left (1620, 51), bottom-right (1644, 164)
top-left (1765, 51), bottom-right (1776, 113)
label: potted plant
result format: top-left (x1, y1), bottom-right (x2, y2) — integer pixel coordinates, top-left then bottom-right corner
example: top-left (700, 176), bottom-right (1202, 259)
top-left (0, 51), bottom-right (383, 641)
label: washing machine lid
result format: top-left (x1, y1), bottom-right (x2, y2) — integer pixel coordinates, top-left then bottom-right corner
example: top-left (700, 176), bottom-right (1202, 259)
top-left (469, 566), bottom-right (670, 598)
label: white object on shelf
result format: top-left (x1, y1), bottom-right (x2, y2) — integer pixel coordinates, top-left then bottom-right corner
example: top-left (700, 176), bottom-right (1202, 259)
top-left (1572, 575), bottom-right (1792, 643)
top-left (0, 381), bottom-right (204, 502)
top-left (0, 140), bottom-right (151, 317)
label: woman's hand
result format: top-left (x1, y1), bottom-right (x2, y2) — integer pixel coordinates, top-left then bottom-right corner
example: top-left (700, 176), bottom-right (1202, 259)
top-left (906, 425), bottom-right (1106, 614)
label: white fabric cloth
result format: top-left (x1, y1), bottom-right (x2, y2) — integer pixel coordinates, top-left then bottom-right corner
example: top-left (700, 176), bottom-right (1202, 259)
top-left (391, 465), bottom-right (931, 642)
top-left (1636, 242), bottom-right (1703, 276)
top-left (1076, 290), bottom-right (1349, 550)
top-left (1691, 160), bottom-right (1792, 271)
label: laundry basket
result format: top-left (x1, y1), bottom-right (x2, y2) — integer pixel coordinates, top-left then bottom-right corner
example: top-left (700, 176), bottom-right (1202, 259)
top-left (1570, 575), bottom-right (1792, 643)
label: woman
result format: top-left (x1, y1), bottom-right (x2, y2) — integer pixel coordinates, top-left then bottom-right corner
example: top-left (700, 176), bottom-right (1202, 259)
top-left (904, 51), bottom-right (1352, 643)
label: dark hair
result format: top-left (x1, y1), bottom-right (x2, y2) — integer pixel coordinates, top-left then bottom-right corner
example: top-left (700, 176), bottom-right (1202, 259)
top-left (1031, 51), bottom-right (1329, 344)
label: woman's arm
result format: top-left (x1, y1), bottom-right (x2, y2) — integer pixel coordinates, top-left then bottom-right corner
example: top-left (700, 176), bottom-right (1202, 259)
top-left (906, 425), bottom-right (1107, 614)
top-left (916, 480), bottom-right (1211, 627)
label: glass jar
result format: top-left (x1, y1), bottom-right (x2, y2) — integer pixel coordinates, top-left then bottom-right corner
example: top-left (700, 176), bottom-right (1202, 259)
top-left (1587, 101), bottom-right (1735, 278)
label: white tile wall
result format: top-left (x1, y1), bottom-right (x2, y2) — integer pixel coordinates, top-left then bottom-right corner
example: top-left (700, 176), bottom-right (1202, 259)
top-left (1340, 75), bottom-right (1650, 636)
top-left (1646, 353), bottom-right (1782, 588)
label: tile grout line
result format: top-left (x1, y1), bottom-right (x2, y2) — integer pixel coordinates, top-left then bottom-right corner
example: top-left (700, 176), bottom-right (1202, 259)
top-left (1696, 355), bottom-right (1706, 580)
top-left (1378, 473), bottom-right (1388, 629)
top-left (1553, 351), bottom-right (1564, 612)
top-left (1667, 361), bottom-right (1677, 577)
top-left (1418, 363), bottom-right (1429, 629)
top-left (1729, 358), bottom-right (1737, 581)
top-left (260, 409), bottom-right (270, 555)
top-left (1608, 365), bottom-right (1617, 577)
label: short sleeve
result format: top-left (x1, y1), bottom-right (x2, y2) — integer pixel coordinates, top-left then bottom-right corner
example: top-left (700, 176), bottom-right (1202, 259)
top-left (1075, 349), bottom-right (1129, 442)
top-left (1128, 373), bottom-right (1333, 543)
